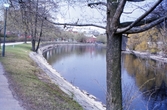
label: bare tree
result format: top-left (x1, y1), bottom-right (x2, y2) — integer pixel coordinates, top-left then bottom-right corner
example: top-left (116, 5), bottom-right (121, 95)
top-left (104, 1), bottom-right (166, 110)
top-left (8, 0), bottom-right (58, 51)
top-left (46, 0), bottom-right (167, 110)
top-left (4, 0), bottom-right (167, 109)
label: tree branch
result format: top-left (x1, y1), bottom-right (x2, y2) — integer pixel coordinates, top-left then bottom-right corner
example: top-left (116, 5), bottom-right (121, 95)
top-left (116, 0), bottom-right (163, 33)
top-left (124, 16), bottom-right (167, 34)
top-left (88, 2), bottom-right (107, 7)
top-left (123, 7), bottom-right (139, 14)
top-left (112, 0), bottom-right (126, 26)
top-left (46, 19), bottom-right (106, 29)
top-left (120, 17), bottom-right (159, 27)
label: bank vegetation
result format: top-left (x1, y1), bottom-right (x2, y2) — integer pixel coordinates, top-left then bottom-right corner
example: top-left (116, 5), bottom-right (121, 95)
top-left (0, 44), bottom-right (82, 110)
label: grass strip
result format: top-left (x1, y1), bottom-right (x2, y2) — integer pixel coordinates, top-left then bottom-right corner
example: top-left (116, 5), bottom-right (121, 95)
top-left (0, 44), bottom-right (83, 110)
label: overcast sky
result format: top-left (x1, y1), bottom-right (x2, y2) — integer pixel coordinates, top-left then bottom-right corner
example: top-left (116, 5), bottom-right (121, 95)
top-left (0, 0), bottom-right (163, 33)
top-left (0, 0), bottom-right (9, 21)
top-left (55, 0), bottom-right (156, 33)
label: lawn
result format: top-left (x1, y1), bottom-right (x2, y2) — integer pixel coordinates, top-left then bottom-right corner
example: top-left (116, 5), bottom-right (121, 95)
top-left (0, 44), bottom-right (82, 110)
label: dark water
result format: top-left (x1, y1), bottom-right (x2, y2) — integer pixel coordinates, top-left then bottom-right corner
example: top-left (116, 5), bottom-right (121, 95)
top-left (43, 45), bottom-right (167, 110)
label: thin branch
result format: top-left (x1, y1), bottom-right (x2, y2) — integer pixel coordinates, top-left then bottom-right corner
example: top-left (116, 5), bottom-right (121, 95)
top-left (116, 0), bottom-right (163, 33)
top-left (124, 16), bottom-right (167, 34)
top-left (123, 7), bottom-right (139, 14)
top-left (128, 1), bottom-right (147, 12)
top-left (120, 17), bottom-right (159, 27)
top-left (46, 19), bottom-right (106, 29)
top-left (88, 2), bottom-right (107, 7)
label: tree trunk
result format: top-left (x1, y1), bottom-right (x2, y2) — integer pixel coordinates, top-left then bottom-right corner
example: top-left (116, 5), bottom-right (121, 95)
top-left (32, 39), bottom-right (36, 51)
top-left (32, 0), bottom-right (38, 52)
top-left (106, 32), bottom-right (122, 110)
top-left (106, 1), bottom-right (122, 110)
top-left (31, 26), bottom-right (35, 51)
top-left (36, 19), bottom-right (44, 52)
top-left (24, 31), bottom-right (27, 43)
top-left (35, 38), bottom-right (40, 52)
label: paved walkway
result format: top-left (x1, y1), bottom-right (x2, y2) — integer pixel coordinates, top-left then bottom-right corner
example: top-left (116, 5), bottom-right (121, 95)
top-left (1, 42), bottom-right (31, 46)
top-left (0, 62), bottom-right (24, 110)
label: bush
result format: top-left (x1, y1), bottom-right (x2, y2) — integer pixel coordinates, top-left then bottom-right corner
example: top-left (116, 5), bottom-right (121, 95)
top-left (149, 48), bottom-right (157, 54)
top-left (96, 35), bottom-right (107, 44)
top-left (134, 41), bottom-right (148, 52)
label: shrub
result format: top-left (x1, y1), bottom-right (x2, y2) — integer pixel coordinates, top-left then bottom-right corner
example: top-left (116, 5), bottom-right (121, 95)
top-left (149, 48), bottom-right (157, 54)
top-left (96, 35), bottom-right (107, 44)
top-left (135, 41), bottom-right (148, 52)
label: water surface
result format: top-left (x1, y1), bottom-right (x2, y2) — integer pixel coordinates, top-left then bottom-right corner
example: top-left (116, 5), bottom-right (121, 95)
top-left (43, 45), bottom-right (167, 110)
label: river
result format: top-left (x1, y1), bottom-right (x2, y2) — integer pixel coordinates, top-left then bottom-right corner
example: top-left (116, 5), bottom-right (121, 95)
top-left (43, 44), bottom-right (167, 110)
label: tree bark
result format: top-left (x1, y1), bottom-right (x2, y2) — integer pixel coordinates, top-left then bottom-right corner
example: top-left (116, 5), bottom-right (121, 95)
top-left (30, 0), bottom-right (39, 51)
top-left (36, 38), bottom-right (40, 52)
top-left (24, 31), bottom-right (27, 43)
top-left (36, 19), bottom-right (44, 52)
top-left (32, 39), bottom-right (36, 51)
top-left (106, 33), bottom-right (122, 110)
top-left (106, 1), bottom-right (123, 110)
top-left (31, 27), bottom-right (35, 51)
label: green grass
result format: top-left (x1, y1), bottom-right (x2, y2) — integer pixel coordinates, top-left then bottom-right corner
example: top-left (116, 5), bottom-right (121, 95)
top-left (0, 44), bottom-right (83, 110)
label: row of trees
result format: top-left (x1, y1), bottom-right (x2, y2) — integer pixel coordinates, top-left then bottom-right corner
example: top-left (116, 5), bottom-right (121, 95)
top-left (128, 27), bottom-right (160, 51)
top-left (1, 0), bottom-right (167, 110)
top-left (127, 24), bottom-right (167, 55)
top-left (0, 0), bottom-right (106, 49)
top-left (0, 0), bottom-right (59, 51)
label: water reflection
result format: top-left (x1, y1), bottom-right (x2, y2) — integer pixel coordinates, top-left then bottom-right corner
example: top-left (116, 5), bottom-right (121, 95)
top-left (43, 45), bottom-right (167, 110)
top-left (43, 45), bottom-right (107, 104)
top-left (123, 54), bottom-right (167, 110)
top-left (43, 45), bottom-right (106, 65)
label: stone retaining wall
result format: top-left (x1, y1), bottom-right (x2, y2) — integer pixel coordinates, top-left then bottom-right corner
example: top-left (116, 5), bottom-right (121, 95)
top-left (29, 44), bottom-right (106, 110)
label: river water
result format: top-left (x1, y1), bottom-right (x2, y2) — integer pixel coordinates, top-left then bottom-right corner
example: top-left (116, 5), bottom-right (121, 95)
top-left (43, 44), bottom-right (167, 110)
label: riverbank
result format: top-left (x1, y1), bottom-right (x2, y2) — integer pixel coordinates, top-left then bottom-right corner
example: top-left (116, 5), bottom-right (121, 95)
top-left (122, 50), bottom-right (167, 63)
top-left (30, 44), bottom-right (106, 110)
top-left (0, 44), bottom-right (83, 110)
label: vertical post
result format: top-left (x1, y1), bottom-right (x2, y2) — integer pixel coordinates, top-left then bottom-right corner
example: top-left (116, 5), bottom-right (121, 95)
top-left (2, 8), bottom-right (7, 57)
top-left (2, 4), bottom-right (9, 57)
